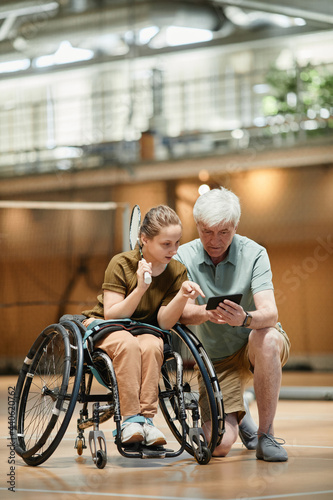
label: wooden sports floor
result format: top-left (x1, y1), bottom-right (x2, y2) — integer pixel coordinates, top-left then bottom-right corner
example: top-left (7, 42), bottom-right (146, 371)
top-left (1, 372), bottom-right (332, 500)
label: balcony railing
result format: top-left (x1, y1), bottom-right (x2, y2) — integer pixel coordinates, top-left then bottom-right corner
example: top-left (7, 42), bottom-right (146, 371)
top-left (0, 62), bottom-right (332, 178)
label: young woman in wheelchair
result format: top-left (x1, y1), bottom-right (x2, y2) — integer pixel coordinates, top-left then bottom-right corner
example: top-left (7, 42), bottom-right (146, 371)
top-left (82, 205), bottom-right (204, 448)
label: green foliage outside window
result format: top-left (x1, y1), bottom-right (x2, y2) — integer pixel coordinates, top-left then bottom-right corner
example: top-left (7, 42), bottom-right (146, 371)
top-left (262, 64), bottom-right (333, 132)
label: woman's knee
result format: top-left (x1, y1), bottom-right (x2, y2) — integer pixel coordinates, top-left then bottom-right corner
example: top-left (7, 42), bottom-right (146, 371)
top-left (139, 335), bottom-right (164, 357)
top-left (119, 333), bottom-right (140, 355)
top-left (100, 330), bottom-right (140, 359)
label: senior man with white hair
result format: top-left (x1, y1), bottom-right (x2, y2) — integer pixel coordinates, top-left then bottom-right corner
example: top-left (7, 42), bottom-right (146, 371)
top-left (175, 187), bottom-right (290, 462)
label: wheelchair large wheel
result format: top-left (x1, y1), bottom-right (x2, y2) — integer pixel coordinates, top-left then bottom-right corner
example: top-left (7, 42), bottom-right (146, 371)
top-left (159, 324), bottom-right (224, 458)
top-left (12, 322), bottom-right (83, 466)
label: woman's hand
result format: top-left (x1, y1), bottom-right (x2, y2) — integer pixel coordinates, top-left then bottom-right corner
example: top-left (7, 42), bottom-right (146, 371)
top-left (82, 317), bottom-right (96, 327)
top-left (180, 281), bottom-right (205, 300)
top-left (137, 259), bottom-right (152, 288)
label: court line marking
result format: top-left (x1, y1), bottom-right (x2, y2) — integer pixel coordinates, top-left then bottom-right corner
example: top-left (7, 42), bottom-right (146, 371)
top-left (1, 487), bottom-right (333, 499)
top-left (276, 416), bottom-right (333, 421)
top-left (277, 444), bottom-right (333, 450)
top-left (2, 435), bottom-right (333, 450)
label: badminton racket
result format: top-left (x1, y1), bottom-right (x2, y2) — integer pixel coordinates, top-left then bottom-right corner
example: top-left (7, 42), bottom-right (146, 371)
top-left (129, 204), bottom-right (152, 284)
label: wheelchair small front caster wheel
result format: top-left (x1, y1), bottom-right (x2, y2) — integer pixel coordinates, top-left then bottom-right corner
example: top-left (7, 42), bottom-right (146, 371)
top-left (195, 446), bottom-right (211, 465)
top-left (76, 439), bottom-right (84, 456)
top-left (96, 449), bottom-right (107, 469)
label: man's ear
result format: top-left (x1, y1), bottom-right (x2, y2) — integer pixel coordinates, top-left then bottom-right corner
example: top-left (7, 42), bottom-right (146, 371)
top-left (234, 223), bottom-right (239, 233)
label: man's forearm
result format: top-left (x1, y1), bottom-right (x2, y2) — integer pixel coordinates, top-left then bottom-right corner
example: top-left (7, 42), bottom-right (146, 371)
top-left (249, 290), bottom-right (279, 330)
top-left (246, 307), bottom-right (278, 330)
top-left (179, 303), bottom-right (208, 325)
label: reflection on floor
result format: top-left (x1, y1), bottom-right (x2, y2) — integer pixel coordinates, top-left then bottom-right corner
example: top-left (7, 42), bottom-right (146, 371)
top-left (1, 372), bottom-right (332, 500)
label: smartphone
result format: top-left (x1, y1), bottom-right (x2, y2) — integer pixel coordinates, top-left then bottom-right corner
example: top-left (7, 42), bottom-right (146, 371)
top-left (206, 293), bottom-right (243, 310)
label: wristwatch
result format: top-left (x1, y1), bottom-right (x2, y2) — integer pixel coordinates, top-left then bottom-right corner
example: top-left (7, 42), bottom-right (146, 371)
top-left (242, 311), bottom-right (252, 328)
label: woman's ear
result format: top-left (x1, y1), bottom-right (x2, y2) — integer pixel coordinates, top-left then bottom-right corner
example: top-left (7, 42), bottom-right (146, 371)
top-left (140, 234), bottom-right (149, 246)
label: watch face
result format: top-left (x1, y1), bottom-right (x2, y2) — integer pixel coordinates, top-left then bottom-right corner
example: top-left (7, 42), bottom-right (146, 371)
top-left (246, 314), bottom-right (252, 327)
top-left (242, 312), bottom-right (252, 327)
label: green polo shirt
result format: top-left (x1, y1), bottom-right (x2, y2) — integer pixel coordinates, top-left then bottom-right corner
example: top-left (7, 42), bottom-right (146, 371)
top-left (175, 235), bottom-right (274, 361)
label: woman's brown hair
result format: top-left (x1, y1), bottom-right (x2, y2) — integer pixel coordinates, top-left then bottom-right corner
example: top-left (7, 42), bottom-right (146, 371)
top-left (139, 205), bottom-right (182, 240)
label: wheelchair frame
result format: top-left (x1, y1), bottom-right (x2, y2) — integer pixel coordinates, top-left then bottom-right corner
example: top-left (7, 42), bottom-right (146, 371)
top-left (11, 318), bottom-right (225, 468)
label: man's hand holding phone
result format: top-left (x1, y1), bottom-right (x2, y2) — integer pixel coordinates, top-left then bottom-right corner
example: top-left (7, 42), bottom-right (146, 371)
top-left (206, 294), bottom-right (244, 326)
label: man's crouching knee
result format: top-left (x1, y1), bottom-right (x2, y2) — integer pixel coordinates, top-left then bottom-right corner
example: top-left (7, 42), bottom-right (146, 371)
top-left (212, 438), bottom-right (234, 457)
top-left (202, 419), bottom-right (237, 458)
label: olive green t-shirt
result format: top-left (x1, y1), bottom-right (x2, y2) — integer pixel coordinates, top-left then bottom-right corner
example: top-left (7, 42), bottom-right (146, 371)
top-left (83, 247), bottom-right (188, 327)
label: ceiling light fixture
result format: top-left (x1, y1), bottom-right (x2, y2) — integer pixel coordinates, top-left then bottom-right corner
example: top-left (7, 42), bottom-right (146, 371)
top-left (139, 26), bottom-right (159, 44)
top-left (34, 41), bottom-right (94, 68)
top-left (164, 26), bottom-right (213, 47)
top-left (198, 184), bottom-right (211, 195)
top-left (0, 58), bottom-right (30, 73)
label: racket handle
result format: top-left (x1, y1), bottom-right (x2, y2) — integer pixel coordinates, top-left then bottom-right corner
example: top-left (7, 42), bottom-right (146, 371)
top-left (142, 259), bottom-right (152, 284)
top-left (144, 272), bottom-right (152, 284)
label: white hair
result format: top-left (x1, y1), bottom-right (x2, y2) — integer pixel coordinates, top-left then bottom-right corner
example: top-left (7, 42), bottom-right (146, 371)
top-left (193, 187), bottom-right (241, 227)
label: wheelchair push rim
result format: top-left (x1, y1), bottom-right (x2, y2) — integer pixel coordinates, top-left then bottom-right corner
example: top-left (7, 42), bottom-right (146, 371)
top-left (159, 324), bottom-right (224, 459)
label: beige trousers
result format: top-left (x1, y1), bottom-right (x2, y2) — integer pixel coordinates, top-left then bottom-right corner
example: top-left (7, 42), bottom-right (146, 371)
top-left (199, 323), bottom-right (291, 423)
top-left (95, 331), bottom-right (164, 418)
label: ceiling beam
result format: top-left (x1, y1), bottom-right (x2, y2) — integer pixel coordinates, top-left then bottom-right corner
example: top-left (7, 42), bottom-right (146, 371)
top-left (213, 0), bottom-right (333, 25)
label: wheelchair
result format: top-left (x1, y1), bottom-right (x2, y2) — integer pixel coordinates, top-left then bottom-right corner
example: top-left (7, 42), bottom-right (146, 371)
top-left (11, 317), bottom-right (225, 468)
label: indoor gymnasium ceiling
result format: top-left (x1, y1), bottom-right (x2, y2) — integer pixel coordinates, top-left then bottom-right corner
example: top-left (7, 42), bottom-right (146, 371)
top-left (0, 0), bottom-right (332, 75)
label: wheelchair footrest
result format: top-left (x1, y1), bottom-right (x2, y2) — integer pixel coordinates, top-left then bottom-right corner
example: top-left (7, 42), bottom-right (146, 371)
top-left (122, 443), bottom-right (172, 459)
